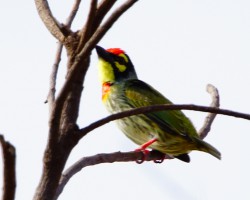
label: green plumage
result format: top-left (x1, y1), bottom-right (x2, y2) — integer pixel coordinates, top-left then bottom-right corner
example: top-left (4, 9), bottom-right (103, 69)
top-left (96, 46), bottom-right (221, 161)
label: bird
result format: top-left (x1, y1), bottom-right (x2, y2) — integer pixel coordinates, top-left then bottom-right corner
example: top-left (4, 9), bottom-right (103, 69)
top-left (95, 45), bottom-right (221, 163)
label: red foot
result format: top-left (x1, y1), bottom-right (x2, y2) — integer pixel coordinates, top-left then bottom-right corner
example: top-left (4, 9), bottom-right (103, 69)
top-left (138, 138), bottom-right (158, 150)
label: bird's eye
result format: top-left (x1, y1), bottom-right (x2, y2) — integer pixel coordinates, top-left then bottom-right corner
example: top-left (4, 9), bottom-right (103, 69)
top-left (113, 54), bottom-right (129, 72)
top-left (118, 54), bottom-right (129, 64)
top-left (116, 56), bottom-right (126, 65)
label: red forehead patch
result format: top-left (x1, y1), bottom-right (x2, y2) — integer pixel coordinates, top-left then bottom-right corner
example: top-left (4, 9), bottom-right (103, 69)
top-left (106, 48), bottom-right (125, 55)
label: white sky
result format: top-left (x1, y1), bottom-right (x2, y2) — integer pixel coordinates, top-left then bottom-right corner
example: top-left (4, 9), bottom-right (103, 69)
top-left (1, 0), bottom-right (250, 199)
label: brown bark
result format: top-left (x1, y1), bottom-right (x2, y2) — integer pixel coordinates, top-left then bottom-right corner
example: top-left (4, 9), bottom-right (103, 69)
top-left (0, 134), bottom-right (16, 200)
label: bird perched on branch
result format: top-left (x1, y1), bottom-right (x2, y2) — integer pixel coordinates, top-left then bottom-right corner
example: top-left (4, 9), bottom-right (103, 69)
top-left (95, 45), bottom-right (221, 163)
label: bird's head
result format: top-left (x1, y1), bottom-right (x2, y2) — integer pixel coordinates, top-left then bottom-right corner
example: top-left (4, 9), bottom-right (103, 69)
top-left (96, 45), bottom-right (138, 84)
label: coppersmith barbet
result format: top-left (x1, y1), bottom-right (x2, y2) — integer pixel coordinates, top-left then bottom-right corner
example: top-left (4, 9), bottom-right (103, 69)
top-left (96, 45), bottom-right (221, 163)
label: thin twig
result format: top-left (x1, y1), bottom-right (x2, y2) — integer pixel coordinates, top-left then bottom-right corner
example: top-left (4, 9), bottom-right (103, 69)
top-left (0, 134), bottom-right (16, 200)
top-left (65, 0), bottom-right (82, 27)
top-left (55, 151), bottom-right (171, 198)
top-left (45, 44), bottom-right (63, 111)
top-left (198, 84), bottom-right (220, 139)
top-left (78, 104), bottom-right (250, 139)
top-left (34, 0), bottom-right (65, 42)
top-left (76, 0), bottom-right (98, 53)
top-left (83, 0), bottom-right (97, 32)
top-left (92, 0), bottom-right (117, 31)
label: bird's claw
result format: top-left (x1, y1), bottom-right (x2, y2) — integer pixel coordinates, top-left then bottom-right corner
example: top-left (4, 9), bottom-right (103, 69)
top-left (134, 149), bottom-right (166, 164)
top-left (151, 150), bottom-right (166, 164)
top-left (153, 156), bottom-right (165, 163)
top-left (135, 149), bottom-right (150, 164)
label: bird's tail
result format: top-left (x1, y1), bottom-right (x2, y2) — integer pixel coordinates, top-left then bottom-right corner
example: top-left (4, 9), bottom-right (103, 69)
top-left (194, 138), bottom-right (221, 160)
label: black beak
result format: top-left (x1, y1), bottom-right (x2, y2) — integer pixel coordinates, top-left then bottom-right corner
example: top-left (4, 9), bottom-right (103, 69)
top-left (95, 45), bottom-right (111, 61)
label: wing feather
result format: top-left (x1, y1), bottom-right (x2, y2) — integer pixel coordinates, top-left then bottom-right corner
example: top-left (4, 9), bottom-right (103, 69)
top-left (124, 80), bottom-right (197, 137)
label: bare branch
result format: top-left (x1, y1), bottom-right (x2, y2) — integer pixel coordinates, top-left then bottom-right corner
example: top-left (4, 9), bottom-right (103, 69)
top-left (78, 104), bottom-right (250, 139)
top-left (92, 0), bottom-right (117, 30)
top-left (55, 150), bottom-right (171, 198)
top-left (65, 0), bottom-right (82, 27)
top-left (83, 0), bottom-right (97, 32)
top-left (34, 0), bottom-right (66, 42)
top-left (0, 134), bottom-right (16, 200)
top-left (76, 0), bottom-right (98, 53)
top-left (45, 0), bottom-right (82, 110)
top-left (198, 84), bottom-right (220, 139)
top-left (45, 43), bottom-right (63, 110)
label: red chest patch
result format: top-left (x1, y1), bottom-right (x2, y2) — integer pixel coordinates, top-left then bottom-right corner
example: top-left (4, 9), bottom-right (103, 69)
top-left (102, 82), bottom-right (112, 100)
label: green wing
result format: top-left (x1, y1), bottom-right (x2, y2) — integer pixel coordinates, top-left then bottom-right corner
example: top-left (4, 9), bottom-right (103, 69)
top-left (124, 79), bottom-right (198, 137)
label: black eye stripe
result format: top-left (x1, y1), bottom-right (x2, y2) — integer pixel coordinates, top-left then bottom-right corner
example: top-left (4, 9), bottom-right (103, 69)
top-left (111, 54), bottom-right (126, 64)
top-left (116, 56), bottom-right (126, 64)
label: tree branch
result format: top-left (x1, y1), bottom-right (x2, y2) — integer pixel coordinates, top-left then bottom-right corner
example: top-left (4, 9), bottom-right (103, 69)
top-left (55, 150), bottom-right (171, 198)
top-left (76, 0), bottom-right (98, 53)
top-left (83, 0), bottom-right (97, 32)
top-left (78, 104), bottom-right (250, 139)
top-left (198, 84), bottom-right (220, 139)
top-left (34, 0), bottom-right (66, 42)
top-left (92, 0), bottom-right (117, 31)
top-left (0, 134), bottom-right (16, 200)
top-left (45, 43), bottom-right (62, 111)
top-left (45, 0), bottom-right (82, 111)
top-left (65, 0), bottom-right (82, 27)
